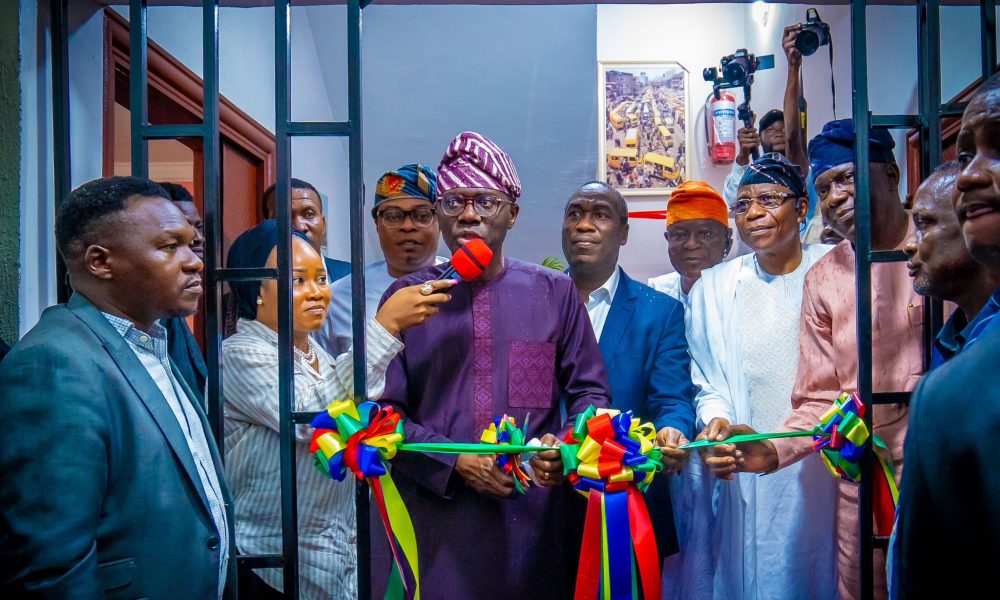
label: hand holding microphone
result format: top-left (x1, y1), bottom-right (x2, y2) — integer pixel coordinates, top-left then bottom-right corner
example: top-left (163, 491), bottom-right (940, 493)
top-left (376, 279), bottom-right (456, 337)
top-left (380, 239), bottom-right (495, 336)
top-left (422, 238), bottom-right (494, 293)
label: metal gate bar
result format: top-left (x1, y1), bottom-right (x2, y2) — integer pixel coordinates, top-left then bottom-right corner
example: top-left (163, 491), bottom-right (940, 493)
top-left (50, 0), bottom-right (71, 303)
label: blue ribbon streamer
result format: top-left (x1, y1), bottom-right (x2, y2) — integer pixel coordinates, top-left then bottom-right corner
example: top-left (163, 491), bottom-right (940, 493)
top-left (605, 490), bottom-right (632, 600)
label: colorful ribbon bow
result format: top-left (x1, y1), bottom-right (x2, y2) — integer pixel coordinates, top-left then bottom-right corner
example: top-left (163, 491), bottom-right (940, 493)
top-left (813, 392), bottom-right (899, 536)
top-left (560, 406), bottom-right (662, 600)
top-left (480, 415), bottom-right (532, 494)
top-left (676, 393), bottom-right (901, 538)
top-left (310, 399), bottom-right (404, 481)
top-left (309, 401), bottom-right (420, 600)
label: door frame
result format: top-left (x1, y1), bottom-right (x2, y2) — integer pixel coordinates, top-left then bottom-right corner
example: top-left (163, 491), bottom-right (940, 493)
top-left (102, 8), bottom-right (275, 197)
top-left (905, 73), bottom-right (994, 197)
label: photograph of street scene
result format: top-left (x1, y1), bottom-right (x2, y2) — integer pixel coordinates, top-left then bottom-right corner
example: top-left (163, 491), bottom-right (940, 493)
top-left (600, 62), bottom-right (688, 194)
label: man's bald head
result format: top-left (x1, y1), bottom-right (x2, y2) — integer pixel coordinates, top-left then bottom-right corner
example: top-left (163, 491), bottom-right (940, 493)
top-left (921, 163), bottom-right (960, 208)
top-left (572, 181), bottom-right (628, 225)
top-left (562, 181), bottom-right (630, 282)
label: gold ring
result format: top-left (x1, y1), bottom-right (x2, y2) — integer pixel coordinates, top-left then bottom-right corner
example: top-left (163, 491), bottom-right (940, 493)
top-left (420, 283), bottom-right (434, 296)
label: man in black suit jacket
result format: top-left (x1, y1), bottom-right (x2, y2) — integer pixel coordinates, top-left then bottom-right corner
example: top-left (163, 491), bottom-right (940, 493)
top-left (0, 177), bottom-right (233, 598)
top-left (894, 74), bottom-right (1000, 594)
top-left (158, 182), bottom-right (209, 405)
top-left (261, 178), bottom-right (351, 282)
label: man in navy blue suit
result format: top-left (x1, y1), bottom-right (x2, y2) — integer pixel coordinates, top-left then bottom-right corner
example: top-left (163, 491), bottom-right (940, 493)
top-left (562, 181), bottom-right (695, 557)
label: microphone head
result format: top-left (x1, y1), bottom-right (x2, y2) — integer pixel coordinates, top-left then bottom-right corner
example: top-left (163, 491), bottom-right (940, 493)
top-left (451, 238), bottom-right (494, 280)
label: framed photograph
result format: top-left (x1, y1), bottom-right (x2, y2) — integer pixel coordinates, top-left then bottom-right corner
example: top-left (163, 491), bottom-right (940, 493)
top-left (598, 61), bottom-right (689, 196)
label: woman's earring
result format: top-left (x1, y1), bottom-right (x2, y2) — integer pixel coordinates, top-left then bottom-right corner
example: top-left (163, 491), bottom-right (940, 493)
top-left (256, 298), bottom-right (263, 305)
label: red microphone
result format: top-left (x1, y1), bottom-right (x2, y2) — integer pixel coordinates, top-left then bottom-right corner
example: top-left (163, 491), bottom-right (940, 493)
top-left (438, 238), bottom-right (493, 281)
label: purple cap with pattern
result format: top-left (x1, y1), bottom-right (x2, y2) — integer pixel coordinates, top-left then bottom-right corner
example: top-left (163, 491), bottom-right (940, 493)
top-left (436, 131), bottom-right (522, 200)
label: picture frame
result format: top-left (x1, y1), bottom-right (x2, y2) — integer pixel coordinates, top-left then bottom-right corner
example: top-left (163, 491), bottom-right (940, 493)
top-left (598, 61), bottom-right (690, 196)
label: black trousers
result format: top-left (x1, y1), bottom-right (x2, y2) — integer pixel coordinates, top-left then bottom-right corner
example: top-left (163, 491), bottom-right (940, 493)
top-left (237, 568), bottom-right (284, 600)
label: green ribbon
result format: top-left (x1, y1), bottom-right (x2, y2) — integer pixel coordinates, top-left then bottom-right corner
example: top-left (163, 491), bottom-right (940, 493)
top-left (397, 443), bottom-right (549, 454)
top-left (677, 430), bottom-right (815, 451)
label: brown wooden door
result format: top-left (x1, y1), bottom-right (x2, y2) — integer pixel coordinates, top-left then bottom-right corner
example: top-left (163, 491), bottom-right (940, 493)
top-left (221, 142), bottom-right (262, 259)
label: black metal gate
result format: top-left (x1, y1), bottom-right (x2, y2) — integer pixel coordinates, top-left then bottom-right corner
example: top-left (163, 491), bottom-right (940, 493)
top-left (44, 1), bottom-right (999, 598)
top-left (850, 1), bottom-right (995, 597)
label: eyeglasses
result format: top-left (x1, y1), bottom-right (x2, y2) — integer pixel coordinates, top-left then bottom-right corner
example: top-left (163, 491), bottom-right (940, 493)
top-left (377, 206), bottom-right (437, 229)
top-left (729, 192), bottom-right (796, 215)
top-left (438, 193), bottom-right (514, 217)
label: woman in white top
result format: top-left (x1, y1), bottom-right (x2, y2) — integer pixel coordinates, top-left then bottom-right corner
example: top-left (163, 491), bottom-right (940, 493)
top-left (684, 154), bottom-right (838, 599)
top-left (222, 220), bottom-right (454, 599)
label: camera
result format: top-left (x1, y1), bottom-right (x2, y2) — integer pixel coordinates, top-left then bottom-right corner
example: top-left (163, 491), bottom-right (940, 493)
top-left (794, 8), bottom-right (831, 56)
top-left (703, 49), bottom-right (774, 128)
top-left (703, 49), bottom-right (775, 91)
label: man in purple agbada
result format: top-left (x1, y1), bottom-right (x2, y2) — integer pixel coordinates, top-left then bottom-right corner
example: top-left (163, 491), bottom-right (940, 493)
top-left (373, 131), bottom-right (612, 598)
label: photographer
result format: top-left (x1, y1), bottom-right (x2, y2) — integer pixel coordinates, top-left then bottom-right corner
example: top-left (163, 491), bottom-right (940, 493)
top-left (722, 108), bottom-right (787, 204)
top-left (781, 24), bottom-right (810, 178)
top-left (722, 22), bottom-right (826, 241)
top-left (783, 20), bottom-right (830, 243)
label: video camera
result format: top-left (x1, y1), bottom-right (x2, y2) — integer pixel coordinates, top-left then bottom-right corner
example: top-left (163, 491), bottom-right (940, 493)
top-left (703, 49), bottom-right (774, 141)
top-left (703, 49), bottom-right (775, 95)
top-left (794, 8), bottom-right (831, 57)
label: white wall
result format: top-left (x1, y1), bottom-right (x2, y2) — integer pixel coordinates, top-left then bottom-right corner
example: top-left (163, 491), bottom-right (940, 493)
top-left (19, 0), bottom-right (106, 334)
top-left (18, 0), bottom-right (58, 335)
top-left (599, 4), bottom-right (748, 281)
top-left (940, 5), bottom-right (993, 100)
top-left (116, 5), bottom-right (354, 260)
top-left (246, 4), bottom-right (600, 265)
top-left (598, 2), bottom-right (990, 282)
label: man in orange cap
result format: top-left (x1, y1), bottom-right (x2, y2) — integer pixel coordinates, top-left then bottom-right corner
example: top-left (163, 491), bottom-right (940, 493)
top-left (648, 180), bottom-right (733, 308)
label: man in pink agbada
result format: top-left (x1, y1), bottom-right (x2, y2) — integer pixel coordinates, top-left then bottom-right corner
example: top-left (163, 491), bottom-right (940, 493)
top-left (703, 119), bottom-right (921, 600)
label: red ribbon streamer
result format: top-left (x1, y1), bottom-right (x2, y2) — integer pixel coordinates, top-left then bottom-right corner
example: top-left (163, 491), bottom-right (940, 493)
top-left (627, 486), bottom-right (661, 600)
top-left (627, 210), bottom-right (668, 220)
top-left (574, 490), bottom-right (604, 600)
top-left (873, 469), bottom-right (895, 537)
top-left (370, 479), bottom-right (401, 584)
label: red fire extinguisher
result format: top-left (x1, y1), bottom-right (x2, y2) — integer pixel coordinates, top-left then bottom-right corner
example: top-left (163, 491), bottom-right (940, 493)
top-left (705, 92), bottom-right (737, 164)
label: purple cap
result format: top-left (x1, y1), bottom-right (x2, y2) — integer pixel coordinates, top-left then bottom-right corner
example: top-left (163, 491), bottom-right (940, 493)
top-left (437, 131), bottom-right (522, 200)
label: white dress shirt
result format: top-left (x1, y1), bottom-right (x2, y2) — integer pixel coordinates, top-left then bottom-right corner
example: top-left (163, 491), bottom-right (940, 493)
top-left (585, 267), bottom-right (621, 341)
top-left (648, 271), bottom-right (689, 310)
top-left (222, 317), bottom-right (402, 599)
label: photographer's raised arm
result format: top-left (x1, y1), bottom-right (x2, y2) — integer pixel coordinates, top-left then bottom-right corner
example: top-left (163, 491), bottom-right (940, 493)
top-left (783, 24), bottom-right (809, 177)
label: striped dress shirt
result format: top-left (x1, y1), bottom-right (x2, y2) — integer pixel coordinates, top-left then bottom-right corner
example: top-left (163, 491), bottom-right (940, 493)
top-left (101, 313), bottom-right (230, 599)
top-left (222, 318), bottom-right (402, 599)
